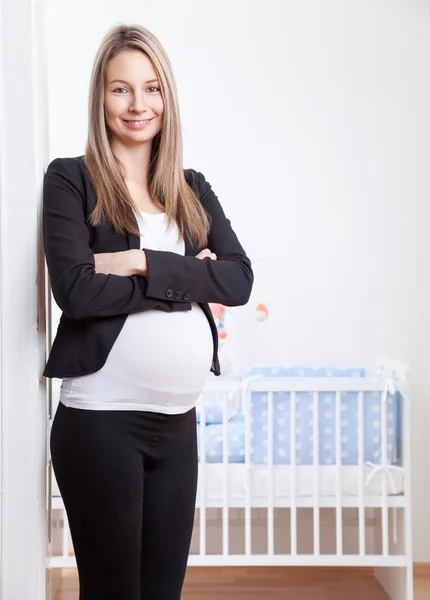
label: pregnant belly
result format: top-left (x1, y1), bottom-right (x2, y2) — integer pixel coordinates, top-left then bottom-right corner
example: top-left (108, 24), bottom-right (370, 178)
top-left (60, 304), bottom-right (214, 409)
top-left (105, 302), bottom-right (214, 391)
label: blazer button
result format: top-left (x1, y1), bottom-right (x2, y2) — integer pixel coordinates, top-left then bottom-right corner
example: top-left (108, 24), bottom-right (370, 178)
top-left (183, 293), bottom-right (190, 301)
top-left (166, 289), bottom-right (174, 298)
top-left (174, 291), bottom-right (182, 300)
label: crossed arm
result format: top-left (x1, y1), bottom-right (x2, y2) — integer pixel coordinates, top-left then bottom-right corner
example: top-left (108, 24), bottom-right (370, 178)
top-left (93, 248), bottom-right (217, 277)
top-left (43, 158), bottom-right (253, 320)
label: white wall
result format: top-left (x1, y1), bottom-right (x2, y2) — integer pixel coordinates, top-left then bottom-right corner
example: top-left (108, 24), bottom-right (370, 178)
top-left (0, 0), bottom-right (50, 598)
top-left (46, 0), bottom-right (430, 561)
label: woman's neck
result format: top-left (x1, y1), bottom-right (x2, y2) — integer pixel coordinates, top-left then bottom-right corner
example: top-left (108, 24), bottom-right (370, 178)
top-left (111, 139), bottom-right (152, 184)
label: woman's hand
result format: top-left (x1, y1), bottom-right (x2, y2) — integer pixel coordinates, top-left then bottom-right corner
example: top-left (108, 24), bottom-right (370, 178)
top-left (195, 248), bottom-right (217, 260)
top-left (94, 249), bottom-right (148, 277)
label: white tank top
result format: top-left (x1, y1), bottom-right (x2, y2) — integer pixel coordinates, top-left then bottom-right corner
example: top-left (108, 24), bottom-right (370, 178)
top-left (59, 209), bottom-right (213, 414)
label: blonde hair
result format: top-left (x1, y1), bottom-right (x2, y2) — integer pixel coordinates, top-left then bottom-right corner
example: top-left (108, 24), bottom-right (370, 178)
top-left (84, 23), bottom-right (209, 246)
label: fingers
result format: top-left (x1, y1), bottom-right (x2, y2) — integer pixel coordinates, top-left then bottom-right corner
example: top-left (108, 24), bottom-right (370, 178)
top-left (196, 248), bottom-right (217, 260)
top-left (196, 249), bottom-right (211, 259)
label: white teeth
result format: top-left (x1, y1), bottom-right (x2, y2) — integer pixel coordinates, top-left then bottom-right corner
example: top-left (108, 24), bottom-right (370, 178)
top-left (126, 119), bottom-right (151, 124)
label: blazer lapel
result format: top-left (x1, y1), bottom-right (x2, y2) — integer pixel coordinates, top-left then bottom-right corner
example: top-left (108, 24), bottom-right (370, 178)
top-left (127, 210), bottom-right (141, 250)
top-left (127, 230), bottom-right (141, 250)
top-left (184, 238), bottom-right (196, 257)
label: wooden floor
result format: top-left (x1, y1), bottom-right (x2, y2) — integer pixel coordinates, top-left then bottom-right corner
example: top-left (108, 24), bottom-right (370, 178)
top-left (52, 566), bottom-right (430, 600)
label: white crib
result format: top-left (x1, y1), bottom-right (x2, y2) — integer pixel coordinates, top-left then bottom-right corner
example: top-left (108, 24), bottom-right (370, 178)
top-left (49, 355), bottom-right (413, 600)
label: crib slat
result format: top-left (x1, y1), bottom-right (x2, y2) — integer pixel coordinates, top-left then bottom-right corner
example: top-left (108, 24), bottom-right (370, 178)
top-left (335, 391), bottom-right (343, 555)
top-left (244, 386), bottom-right (251, 556)
top-left (313, 391), bottom-right (320, 555)
top-left (290, 391), bottom-right (297, 556)
top-left (199, 393), bottom-right (207, 557)
top-left (402, 392), bottom-right (414, 598)
top-left (268, 391), bottom-right (274, 556)
top-left (358, 391), bottom-right (365, 555)
top-left (222, 392), bottom-right (229, 556)
top-left (381, 387), bottom-right (389, 556)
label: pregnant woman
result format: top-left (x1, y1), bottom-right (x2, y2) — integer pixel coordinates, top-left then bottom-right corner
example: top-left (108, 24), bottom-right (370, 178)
top-left (43, 23), bottom-right (253, 600)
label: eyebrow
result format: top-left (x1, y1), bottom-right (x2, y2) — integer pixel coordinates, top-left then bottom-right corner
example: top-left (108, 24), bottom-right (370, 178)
top-left (108, 78), bottom-right (159, 85)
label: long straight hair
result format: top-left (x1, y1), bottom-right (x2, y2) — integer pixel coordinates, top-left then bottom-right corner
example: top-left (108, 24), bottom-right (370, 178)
top-left (84, 23), bottom-right (209, 246)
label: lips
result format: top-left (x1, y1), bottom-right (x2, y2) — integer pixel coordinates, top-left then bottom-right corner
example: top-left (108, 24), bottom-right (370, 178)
top-left (123, 118), bottom-right (154, 123)
top-left (121, 117), bottom-right (156, 131)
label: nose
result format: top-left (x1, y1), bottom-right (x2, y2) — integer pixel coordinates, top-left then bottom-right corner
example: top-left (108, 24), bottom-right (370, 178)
top-left (129, 91), bottom-right (150, 114)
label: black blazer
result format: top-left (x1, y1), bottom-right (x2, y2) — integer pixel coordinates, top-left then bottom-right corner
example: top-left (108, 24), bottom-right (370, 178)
top-left (42, 156), bottom-right (253, 379)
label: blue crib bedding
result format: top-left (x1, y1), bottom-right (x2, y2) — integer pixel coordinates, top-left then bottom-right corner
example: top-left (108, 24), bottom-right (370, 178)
top-left (196, 366), bottom-right (401, 466)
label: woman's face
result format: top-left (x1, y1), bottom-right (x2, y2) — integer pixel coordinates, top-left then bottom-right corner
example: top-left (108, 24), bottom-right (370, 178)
top-left (104, 49), bottom-right (164, 146)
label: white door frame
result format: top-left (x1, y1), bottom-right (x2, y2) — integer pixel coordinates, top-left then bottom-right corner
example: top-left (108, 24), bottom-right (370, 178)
top-left (0, 0), bottom-right (51, 598)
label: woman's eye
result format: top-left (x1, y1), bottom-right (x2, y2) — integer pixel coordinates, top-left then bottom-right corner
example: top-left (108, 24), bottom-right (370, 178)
top-left (112, 86), bottom-right (160, 94)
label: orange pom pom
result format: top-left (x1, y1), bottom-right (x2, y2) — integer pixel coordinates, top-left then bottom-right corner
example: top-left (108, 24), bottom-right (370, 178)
top-left (255, 303), bottom-right (269, 321)
top-left (209, 303), bottom-right (225, 320)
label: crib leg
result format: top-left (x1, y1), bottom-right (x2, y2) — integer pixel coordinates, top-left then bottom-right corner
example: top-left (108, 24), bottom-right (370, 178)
top-left (374, 565), bottom-right (414, 600)
top-left (406, 564), bottom-right (414, 600)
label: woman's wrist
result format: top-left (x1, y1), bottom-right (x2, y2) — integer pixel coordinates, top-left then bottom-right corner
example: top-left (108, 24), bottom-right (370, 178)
top-left (131, 249), bottom-right (148, 277)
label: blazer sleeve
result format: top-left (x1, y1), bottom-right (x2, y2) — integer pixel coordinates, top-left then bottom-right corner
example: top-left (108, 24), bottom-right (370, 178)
top-left (43, 157), bottom-right (187, 320)
top-left (143, 170), bottom-right (254, 306)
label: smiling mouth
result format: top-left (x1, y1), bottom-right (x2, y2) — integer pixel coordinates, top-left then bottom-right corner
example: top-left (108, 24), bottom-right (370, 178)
top-left (123, 117), bottom-right (154, 123)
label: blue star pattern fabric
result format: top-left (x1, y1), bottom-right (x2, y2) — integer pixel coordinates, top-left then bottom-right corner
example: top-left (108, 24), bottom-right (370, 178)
top-left (196, 367), bottom-right (400, 466)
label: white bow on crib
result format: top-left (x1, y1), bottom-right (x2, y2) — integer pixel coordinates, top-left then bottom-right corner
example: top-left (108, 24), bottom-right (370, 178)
top-left (379, 371), bottom-right (410, 544)
top-left (364, 461), bottom-right (404, 544)
top-left (364, 461), bottom-right (403, 494)
top-left (226, 374), bottom-right (263, 401)
top-left (382, 371), bottom-right (411, 408)
top-left (241, 464), bottom-right (264, 496)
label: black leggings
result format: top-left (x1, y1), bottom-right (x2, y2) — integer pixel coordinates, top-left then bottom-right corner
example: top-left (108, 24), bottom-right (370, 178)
top-left (50, 401), bottom-right (198, 600)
